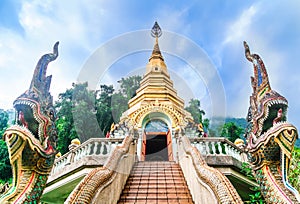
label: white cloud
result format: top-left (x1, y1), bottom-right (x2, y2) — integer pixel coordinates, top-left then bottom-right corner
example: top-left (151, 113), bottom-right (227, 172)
top-left (223, 4), bottom-right (258, 45)
top-left (156, 4), bottom-right (193, 36)
top-left (0, 0), bottom-right (116, 109)
top-left (0, 0), bottom-right (197, 110)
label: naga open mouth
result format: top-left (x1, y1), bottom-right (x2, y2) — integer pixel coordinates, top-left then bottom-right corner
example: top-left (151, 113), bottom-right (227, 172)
top-left (13, 98), bottom-right (49, 149)
top-left (247, 97), bottom-right (293, 151)
top-left (256, 97), bottom-right (288, 137)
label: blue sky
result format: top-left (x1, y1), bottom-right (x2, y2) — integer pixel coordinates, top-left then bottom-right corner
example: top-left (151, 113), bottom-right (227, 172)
top-left (1, 0), bottom-right (300, 129)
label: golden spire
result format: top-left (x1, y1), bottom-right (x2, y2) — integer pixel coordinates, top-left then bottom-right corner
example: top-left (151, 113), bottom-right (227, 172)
top-left (149, 22), bottom-right (163, 61)
top-left (149, 36), bottom-right (164, 61)
top-left (147, 22), bottom-right (167, 72)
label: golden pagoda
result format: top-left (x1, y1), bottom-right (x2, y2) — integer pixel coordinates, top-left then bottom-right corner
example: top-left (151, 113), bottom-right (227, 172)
top-left (121, 22), bottom-right (192, 126)
top-left (119, 22), bottom-right (193, 161)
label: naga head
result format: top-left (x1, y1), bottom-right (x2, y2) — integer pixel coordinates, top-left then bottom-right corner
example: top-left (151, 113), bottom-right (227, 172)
top-left (244, 42), bottom-right (300, 203)
top-left (5, 42), bottom-right (59, 159)
top-left (0, 43), bottom-right (59, 203)
top-left (244, 41), bottom-right (290, 146)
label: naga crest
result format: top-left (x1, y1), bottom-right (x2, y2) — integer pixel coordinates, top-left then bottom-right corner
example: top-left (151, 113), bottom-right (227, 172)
top-left (12, 41), bottom-right (59, 155)
top-left (244, 41), bottom-right (299, 203)
top-left (0, 42), bottom-right (59, 203)
top-left (244, 41), bottom-right (288, 140)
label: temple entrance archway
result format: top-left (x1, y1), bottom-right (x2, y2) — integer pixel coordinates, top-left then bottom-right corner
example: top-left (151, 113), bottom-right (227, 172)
top-left (140, 113), bottom-right (173, 161)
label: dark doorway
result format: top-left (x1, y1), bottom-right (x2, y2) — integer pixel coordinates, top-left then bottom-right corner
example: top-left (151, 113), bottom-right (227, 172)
top-left (141, 119), bottom-right (173, 161)
top-left (145, 134), bottom-right (168, 161)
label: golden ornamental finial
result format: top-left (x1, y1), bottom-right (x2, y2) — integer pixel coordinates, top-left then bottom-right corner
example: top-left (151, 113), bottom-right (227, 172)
top-left (151, 21), bottom-right (162, 38)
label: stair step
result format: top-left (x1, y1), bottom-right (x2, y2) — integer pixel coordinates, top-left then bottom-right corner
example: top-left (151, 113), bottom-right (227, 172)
top-left (121, 191), bottom-right (191, 196)
top-left (119, 197), bottom-right (193, 201)
top-left (128, 176), bottom-right (185, 178)
top-left (118, 198), bottom-right (193, 204)
top-left (117, 162), bottom-right (194, 203)
top-left (126, 180), bottom-right (186, 184)
top-left (121, 193), bottom-right (190, 199)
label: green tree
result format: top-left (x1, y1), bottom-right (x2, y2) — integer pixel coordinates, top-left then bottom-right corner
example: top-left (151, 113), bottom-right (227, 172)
top-left (0, 109), bottom-right (9, 136)
top-left (203, 118), bottom-right (210, 130)
top-left (118, 75), bottom-right (142, 99)
top-left (55, 85), bottom-right (78, 154)
top-left (95, 84), bottom-right (114, 135)
top-left (221, 122), bottom-right (244, 143)
top-left (241, 163), bottom-right (264, 204)
top-left (55, 83), bottom-right (106, 154)
top-left (185, 99), bottom-right (206, 124)
top-left (289, 147), bottom-right (300, 192)
top-left (0, 109), bottom-right (12, 182)
top-left (0, 141), bottom-right (11, 183)
top-left (54, 76), bottom-right (142, 154)
top-left (111, 75), bottom-right (142, 123)
top-left (72, 83), bottom-right (101, 141)
top-left (111, 92), bottom-right (128, 123)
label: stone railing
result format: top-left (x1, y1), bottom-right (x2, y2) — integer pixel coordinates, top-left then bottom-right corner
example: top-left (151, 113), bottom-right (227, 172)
top-left (50, 138), bottom-right (124, 177)
top-left (178, 135), bottom-right (244, 204)
top-left (189, 137), bottom-right (247, 163)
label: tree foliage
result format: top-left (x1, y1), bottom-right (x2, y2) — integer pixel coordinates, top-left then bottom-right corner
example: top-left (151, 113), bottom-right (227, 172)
top-left (185, 99), bottom-right (205, 124)
top-left (0, 141), bottom-right (11, 183)
top-left (95, 84), bottom-right (114, 136)
top-left (111, 92), bottom-right (128, 123)
top-left (111, 76), bottom-right (142, 122)
top-left (220, 122), bottom-right (244, 143)
top-left (0, 109), bottom-right (9, 136)
top-left (55, 76), bottom-right (142, 154)
top-left (55, 84), bottom-right (79, 154)
top-left (0, 109), bottom-right (12, 182)
top-left (72, 83), bottom-right (101, 141)
top-left (289, 147), bottom-right (300, 192)
top-left (118, 76), bottom-right (142, 99)
top-left (55, 83), bottom-right (108, 154)
top-left (185, 98), bottom-right (211, 133)
top-left (241, 163), bottom-right (265, 203)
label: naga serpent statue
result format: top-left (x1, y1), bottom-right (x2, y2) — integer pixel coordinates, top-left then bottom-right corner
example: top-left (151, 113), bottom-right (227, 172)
top-left (0, 42), bottom-right (59, 203)
top-left (244, 41), bottom-right (300, 203)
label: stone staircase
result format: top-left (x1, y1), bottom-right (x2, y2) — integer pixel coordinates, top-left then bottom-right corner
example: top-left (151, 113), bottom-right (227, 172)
top-left (118, 161), bottom-right (194, 204)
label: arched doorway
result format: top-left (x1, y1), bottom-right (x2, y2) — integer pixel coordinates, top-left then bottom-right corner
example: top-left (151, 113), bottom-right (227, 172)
top-left (141, 119), bottom-right (173, 161)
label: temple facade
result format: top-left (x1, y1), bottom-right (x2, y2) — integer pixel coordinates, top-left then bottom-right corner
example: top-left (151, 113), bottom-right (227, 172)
top-left (40, 23), bottom-right (256, 204)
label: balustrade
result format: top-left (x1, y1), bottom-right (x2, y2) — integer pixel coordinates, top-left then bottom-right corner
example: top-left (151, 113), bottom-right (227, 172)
top-left (50, 136), bottom-right (246, 179)
top-left (189, 137), bottom-right (247, 162)
top-left (50, 138), bottom-right (123, 176)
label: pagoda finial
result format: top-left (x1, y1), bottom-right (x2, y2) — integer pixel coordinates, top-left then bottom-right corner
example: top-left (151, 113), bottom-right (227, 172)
top-left (151, 21), bottom-right (162, 38)
top-left (149, 21), bottom-right (164, 62)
